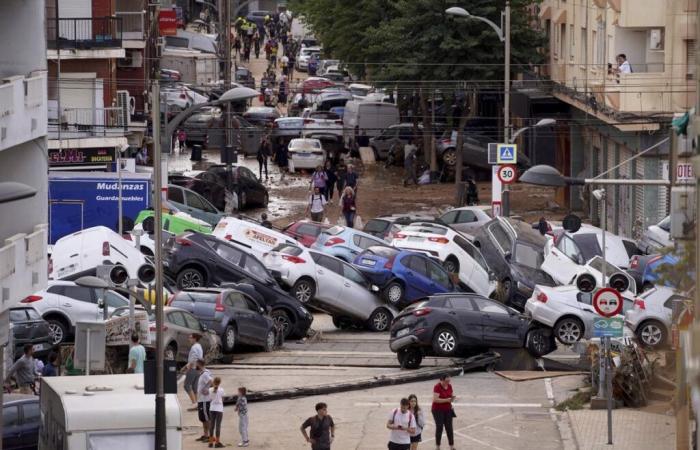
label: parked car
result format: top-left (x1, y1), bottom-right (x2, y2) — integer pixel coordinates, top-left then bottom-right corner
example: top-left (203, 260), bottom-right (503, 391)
top-left (625, 286), bottom-right (690, 348)
top-left (163, 232), bottom-right (313, 338)
top-left (438, 206), bottom-right (492, 237)
top-left (234, 67), bottom-right (256, 89)
top-left (2, 394), bottom-right (40, 450)
top-left (169, 173), bottom-right (231, 212)
top-left (135, 208), bottom-right (212, 235)
top-left (161, 84), bottom-right (208, 110)
top-left (391, 222), bottom-right (497, 298)
top-left (313, 91), bottom-right (353, 112)
top-left (196, 165), bottom-right (269, 209)
top-left (473, 217), bottom-right (556, 308)
top-left (311, 225), bottom-right (388, 262)
top-left (627, 253), bottom-right (660, 292)
top-left (525, 285), bottom-right (633, 345)
top-left (369, 123), bottom-right (422, 161)
top-left (166, 184), bottom-right (226, 227)
top-left (288, 138), bottom-right (326, 171)
top-left (242, 106), bottom-right (280, 127)
top-left (9, 307), bottom-right (52, 360)
top-left (437, 134), bottom-right (531, 172)
top-left (318, 59), bottom-right (340, 76)
top-left (23, 281), bottom-right (130, 345)
top-left (323, 65), bottom-right (352, 83)
top-left (263, 244), bottom-right (397, 331)
top-left (362, 214), bottom-right (437, 241)
top-left (271, 117), bottom-right (305, 151)
top-left (302, 111), bottom-right (343, 144)
top-left (353, 246), bottom-right (457, 309)
top-left (212, 215), bottom-right (300, 260)
top-left (296, 46), bottom-right (322, 71)
top-left (389, 294), bottom-right (555, 369)
top-left (348, 83), bottom-right (373, 100)
top-left (181, 110), bottom-right (261, 155)
top-left (168, 287), bottom-right (276, 353)
top-left (638, 215), bottom-right (672, 254)
top-left (282, 220), bottom-right (333, 247)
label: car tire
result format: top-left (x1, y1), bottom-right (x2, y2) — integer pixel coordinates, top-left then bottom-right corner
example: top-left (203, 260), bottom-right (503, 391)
top-left (397, 347), bottom-right (423, 369)
top-left (526, 328), bottom-right (554, 357)
top-left (47, 318), bottom-right (69, 345)
top-left (263, 329), bottom-right (276, 352)
top-left (432, 326), bottom-right (459, 356)
top-left (164, 344), bottom-right (177, 361)
top-left (367, 308), bottom-right (393, 332)
top-left (554, 317), bottom-right (584, 345)
top-left (383, 281), bottom-right (404, 305)
top-left (223, 325), bottom-right (237, 353)
top-left (292, 278), bottom-right (315, 304)
top-left (271, 309), bottom-right (293, 338)
top-left (636, 320), bottom-right (667, 348)
top-left (442, 148), bottom-right (457, 167)
top-left (444, 257), bottom-right (459, 274)
top-left (176, 267), bottom-right (205, 289)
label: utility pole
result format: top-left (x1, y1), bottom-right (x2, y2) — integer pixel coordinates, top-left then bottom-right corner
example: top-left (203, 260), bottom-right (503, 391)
top-left (501, 0), bottom-right (512, 216)
top-left (224, 0), bottom-right (234, 171)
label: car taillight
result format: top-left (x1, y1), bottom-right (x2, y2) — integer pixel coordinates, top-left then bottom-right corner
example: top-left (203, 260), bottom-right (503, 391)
top-left (102, 241), bottom-right (110, 256)
top-left (394, 233), bottom-right (407, 240)
top-left (428, 237), bottom-right (449, 244)
top-left (304, 119), bottom-right (313, 124)
top-left (630, 256), bottom-right (640, 269)
top-left (384, 257), bottom-right (395, 270)
top-left (215, 294), bottom-right (225, 312)
top-left (282, 254), bottom-right (306, 264)
top-left (175, 236), bottom-right (192, 246)
top-left (325, 237), bottom-right (345, 246)
top-left (413, 307), bottom-right (432, 317)
top-left (21, 295), bottom-right (42, 303)
top-left (536, 290), bottom-right (548, 303)
top-left (224, 234), bottom-right (233, 241)
top-left (634, 299), bottom-right (646, 310)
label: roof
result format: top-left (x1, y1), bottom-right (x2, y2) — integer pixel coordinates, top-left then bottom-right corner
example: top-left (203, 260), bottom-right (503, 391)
top-left (4, 394), bottom-right (37, 405)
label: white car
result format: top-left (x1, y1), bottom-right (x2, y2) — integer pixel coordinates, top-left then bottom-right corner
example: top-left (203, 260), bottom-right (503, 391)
top-left (625, 286), bottom-right (690, 348)
top-left (318, 59), bottom-right (340, 76)
top-left (348, 83), bottom-right (373, 100)
top-left (288, 138), bottom-right (326, 171)
top-left (263, 243), bottom-right (398, 331)
top-left (571, 255), bottom-right (638, 295)
top-left (51, 226), bottom-right (154, 287)
top-left (302, 111), bottom-right (343, 143)
top-left (525, 284), bottom-right (634, 345)
top-left (438, 206), bottom-right (492, 237)
top-left (638, 216), bottom-right (672, 254)
top-left (297, 46), bottom-right (321, 71)
top-left (213, 216), bottom-right (300, 260)
top-left (160, 85), bottom-right (208, 110)
top-left (390, 222), bottom-right (497, 297)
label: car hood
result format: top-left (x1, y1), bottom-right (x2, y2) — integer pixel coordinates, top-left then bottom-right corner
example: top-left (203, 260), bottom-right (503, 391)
top-left (512, 263), bottom-right (555, 288)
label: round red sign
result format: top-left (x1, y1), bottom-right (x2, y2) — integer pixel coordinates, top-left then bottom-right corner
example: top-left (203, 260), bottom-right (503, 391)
top-left (592, 287), bottom-right (623, 317)
top-left (497, 164), bottom-right (517, 184)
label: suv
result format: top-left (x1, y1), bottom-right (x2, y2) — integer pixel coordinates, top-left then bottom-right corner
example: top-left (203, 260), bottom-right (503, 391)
top-left (169, 287), bottom-right (277, 353)
top-left (23, 281), bottom-right (130, 345)
top-left (9, 307), bottom-right (52, 359)
top-left (369, 123), bottom-right (423, 161)
top-left (311, 225), bottom-right (388, 262)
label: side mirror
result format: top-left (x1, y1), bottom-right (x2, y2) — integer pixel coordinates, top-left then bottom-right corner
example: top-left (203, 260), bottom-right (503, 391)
top-left (97, 299), bottom-right (105, 309)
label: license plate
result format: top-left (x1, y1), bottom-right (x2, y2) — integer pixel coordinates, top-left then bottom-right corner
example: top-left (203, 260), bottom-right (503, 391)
top-left (396, 328), bottom-right (410, 338)
top-left (32, 343), bottom-right (44, 352)
top-left (298, 153), bottom-right (311, 157)
top-left (361, 258), bottom-right (375, 266)
top-left (408, 236), bottom-right (422, 242)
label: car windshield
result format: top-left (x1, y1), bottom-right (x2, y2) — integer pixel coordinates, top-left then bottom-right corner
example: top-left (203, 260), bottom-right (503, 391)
top-left (403, 224), bottom-right (448, 235)
top-left (587, 255), bottom-right (623, 275)
top-left (364, 219), bottom-right (390, 233)
top-left (290, 139), bottom-right (321, 149)
top-left (365, 246), bottom-right (399, 258)
top-left (513, 241), bottom-right (544, 269)
top-left (657, 216), bottom-right (671, 232)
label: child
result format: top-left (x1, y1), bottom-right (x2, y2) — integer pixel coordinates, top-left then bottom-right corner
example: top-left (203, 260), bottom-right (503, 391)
top-left (235, 386), bottom-right (249, 447)
top-left (208, 377), bottom-right (224, 448)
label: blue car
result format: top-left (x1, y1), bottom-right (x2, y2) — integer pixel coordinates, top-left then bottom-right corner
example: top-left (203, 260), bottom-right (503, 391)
top-left (311, 225), bottom-right (388, 262)
top-left (642, 252), bottom-right (692, 289)
top-left (353, 246), bottom-right (457, 309)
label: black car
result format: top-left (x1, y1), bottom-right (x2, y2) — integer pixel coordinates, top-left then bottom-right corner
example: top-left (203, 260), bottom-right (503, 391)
top-left (235, 67), bottom-right (256, 89)
top-left (196, 165), bottom-right (269, 209)
top-left (473, 217), bottom-right (555, 309)
top-left (169, 174), bottom-right (230, 212)
top-left (169, 286), bottom-right (277, 353)
top-left (389, 294), bottom-right (555, 369)
top-left (9, 307), bottom-right (51, 360)
top-left (242, 106), bottom-right (281, 128)
top-left (181, 111), bottom-right (261, 155)
top-left (3, 394), bottom-right (40, 450)
top-left (163, 232), bottom-right (313, 338)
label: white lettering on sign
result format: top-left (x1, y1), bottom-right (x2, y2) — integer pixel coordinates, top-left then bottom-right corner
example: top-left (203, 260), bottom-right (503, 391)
top-left (96, 182), bottom-right (145, 191)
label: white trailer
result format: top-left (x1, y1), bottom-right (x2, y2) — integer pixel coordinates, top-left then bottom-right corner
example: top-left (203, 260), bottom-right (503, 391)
top-left (161, 48), bottom-right (219, 85)
top-left (342, 100), bottom-right (400, 148)
top-left (39, 374), bottom-right (182, 450)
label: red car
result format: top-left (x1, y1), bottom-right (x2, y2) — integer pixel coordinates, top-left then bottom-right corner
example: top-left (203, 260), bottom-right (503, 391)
top-left (302, 77), bottom-right (336, 94)
top-left (282, 220), bottom-right (332, 247)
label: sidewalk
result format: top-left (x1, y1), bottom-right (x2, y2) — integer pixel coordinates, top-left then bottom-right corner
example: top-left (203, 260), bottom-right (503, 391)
top-left (568, 409), bottom-right (675, 450)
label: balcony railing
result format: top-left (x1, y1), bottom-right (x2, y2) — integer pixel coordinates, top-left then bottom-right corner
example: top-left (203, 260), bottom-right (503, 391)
top-left (49, 106), bottom-right (126, 138)
top-left (0, 73), bottom-right (48, 152)
top-left (0, 225), bottom-right (48, 312)
top-left (116, 11), bottom-right (145, 40)
top-left (47, 17), bottom-right (122, 50)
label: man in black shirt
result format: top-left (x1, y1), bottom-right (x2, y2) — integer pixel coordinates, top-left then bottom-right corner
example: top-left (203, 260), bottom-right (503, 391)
top-left (301, 402), bottom-right (335, 450)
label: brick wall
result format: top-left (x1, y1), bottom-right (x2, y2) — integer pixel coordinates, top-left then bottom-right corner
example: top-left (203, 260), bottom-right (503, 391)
top-left (48, 58), bottom-right (116, 107)
top-left (92, 0), bottom-right (114, 17)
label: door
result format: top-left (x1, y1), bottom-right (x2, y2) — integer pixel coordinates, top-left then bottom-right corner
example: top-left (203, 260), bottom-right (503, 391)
top-left (102, 290), bottom-right (129, 318)
top-left (166, 310), bottom-right (192, 360)
top-left (59, 285), bottom-right (99, 323)
top-left (454, 209), bottom-right (481, 235)
top-left (425, 258), bottom-right (454, 294)
top-left (244, 295), bottom-right (270, 344)
top-left (401, 255), bottom-right (435, 298)
top-left (212, 242), bottom-right (246, 283)
top-left (339, 262), bottom-right (376, 320)
top-left (3, 405), bottom-right (21, 450)
top-left (228, 291), bottom-right (256, 343)
top-left (445, 296), bottom-right (484, 346)
top-left (454, 235), bottom-right (492, 296)
top-left (240, 167), bottom-right (264, 204)
top-left (541, 235), bottom-right (583, 285)
top-left (473, 297), bottom-right (524, 347)
top-left (310, 254), bottom-right (344, 308)
top-left (18, 401), bottom-right (40, 449)
top-left (184, 189), bottom-right (209, 223)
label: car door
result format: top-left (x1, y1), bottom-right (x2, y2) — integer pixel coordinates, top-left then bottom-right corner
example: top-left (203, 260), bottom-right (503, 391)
top-left (228, 291), bottom-right (256, 343)
top-left (240, 167), bottom-right (264, 204)
top-left (473, 297), bottom-right (524, 347)
top-left (455, 209), bottom-right (481, 235)
top-left (425, 258), bottom-right (455, 294)
top-left (18, 401), bottom-right (40, 449)
top-left (402, 255), bottom-right (435, 298)
top-left (182, 189), bottom-right (207, 222)
top-left (445, 296), bottom-right (484, 346)
top-left (243, 294), bottom-right (270, 344)
top-left (3, 405), bottom-right (21, 450)
top-left (60, 285), bottom-right (99, 323)
top-left (542, 235), bottom-right (584, 285)
top-left (211, 241), bottom-right (246, 283)
top-left (102, 290), bottom-right (129, 318)
top-left (339, 262), bottom-right (376, 320)
top-left (166, 311), bottom-right (191, 361)
top-left (454, 235), bottom-right (492, 296)
top-left (439, 210), bottom-right (459, 227)
top-left (309, 253), bottom-right (344, 307)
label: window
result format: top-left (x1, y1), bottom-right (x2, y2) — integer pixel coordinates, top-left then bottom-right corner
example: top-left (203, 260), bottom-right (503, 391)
top-left (359, 236), bottom-right (384, 250)
top-left (3, 406), bottom-right (19, 427)
top-left (243, 255), bottom-right (272, 281)
top-left (687, 40), bottom-right (696, 79)
top-left (457, 210), bottom-right (477, 223)
top-left (406, 256), bottom-right (428, 276)
top-left (182, 312), bottom-right (203, 331)
top-left (569, 24), bottom-right (574, 61)
top-left (317, 254), bottom-right (343, 275)
top-left (427, 260), bottom-right (451, 288)
top-left (26, 308), bottom-right (41, 320)
top-left (342, 263), bottom-right (367, 286)
top-left (560, 23), bottom-right (567, 60)
top-left (62, 286), bottom-right (95, 304)
top-left (168, 187), bottom-right (184, 204)
top-left (559, 236), bottom-right (582, 263)
top-left (297, 223), bottom-right (323, 237)
top-left (22, 402), bottom-right (40, 424)
top-left (229, 292), bottom-right (249, 310)
top-left (364, 219), bottom-right (390, 233)
top-left (440, 211), bottom-right (458, 224)
top-left (447, 297), bottom-right (475, 310)
top-left (167, 311), bottom-right (187, 328)
top-left (513, 242), bottom-right (544, 269)
top-left (454, 235), bottom-right (489, 272)
top-left (9, 309), bottom-right (27, 322)
top-left (104, 291), bottom-right (128, 308)
top-left (487, 223), bottom-right (513, 255)
top-left (580, 27), bottom-right (587, 62)
top-left (649, 29), bottom-right (665, 51)
top-left (185, 190), bottom-right (206, 210)
top-left (215, 243), bottom-right (243, 265)
top-left (474, 298), bottom-right (509, 315)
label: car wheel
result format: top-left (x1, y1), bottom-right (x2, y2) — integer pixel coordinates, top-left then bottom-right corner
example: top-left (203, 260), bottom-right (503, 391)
top-left (292, 278), bottom-right (315, 304)
top-left (47, 319), bottom-right (68, 345)
top-left (432, 326), bottom-right (458, 356)
top-left (271, 309), bottom-right (292, 338)
top-left (526, 328), bottom-right (554, 357)
top-left (368, 308), bottom-right (392, 332)
top-left (223, 325), bottom-right (237, 353)
top-left (397, 347), bottom-right (423, 369)
top-left (442, 148), bottom-right (457, 167)
top-left (383, 281), bottom-right (404, 305)
top-left (637, 320), bottom-right (666, 348)
top-left (264, 329), bottom-right (276, 352)
top-left (443, 257), bottom-right (459, 274)
top-left (176, 268), bottom-right (205, 289)
top-left (164, 344), bottom-right (177, 361)
top-left (554, 317), bottom-right (584, 345)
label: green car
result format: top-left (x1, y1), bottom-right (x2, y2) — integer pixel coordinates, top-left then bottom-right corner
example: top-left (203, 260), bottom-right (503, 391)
top-left (134, 209), bottom-right (213, 235)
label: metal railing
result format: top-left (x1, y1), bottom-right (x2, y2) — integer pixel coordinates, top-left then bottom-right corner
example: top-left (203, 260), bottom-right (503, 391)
top-left (116, 11), bottom-right (145, 39)
top-left (47, 17), bottom-right (122, 49)
top-left (0, 83), bottom-right (13, 117)
top-left (52, 106), bottom-right (126, 136)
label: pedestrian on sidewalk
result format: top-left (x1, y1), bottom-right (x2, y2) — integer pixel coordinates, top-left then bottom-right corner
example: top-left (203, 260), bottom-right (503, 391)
top-left (235, 386), bottom-right (249, 447)
top-left (339, 186), bottom-right (357, 228)
top-left (233, 34), bottom-right (241, 58)
top-left (387, 398), bottom-right (417, 450)
top-left (306, 186), bottom-right (327, 222)
top-left (335, 159), bottom-right (347, 195)
top-left (208, 377), bottom-right (225, 448)
top-left (127, 333), bottom-right (146, 374)
top-left (324, 159), bottom-right (337, 200)
top-left (180, 333), bottom-right (203, 406)
top-left (403, 139), bottom-right (418, 187)
top-left (311, 165), bottom-right (328, 198)
top-left (243, 43), bottom-right (251, 62)
top-left (275, 138), bottom-right (289, 180)
top-left (345, 164), bottom-right (359, 196)
top-left (177, 129), bottom-right (187, 152)
top-left (253, 30), bottom-right (261, 59)
top-left (408, 394), bottom-right (425, 450)
top-left (195, 359), bottom-right (213, 443)
top-left (432, 374), bottom-right (456, 450)
top-left (280, 54), bottom-right (289, 76)
top-left (257, 134), bottom-right (271, 180)
top-left (301, 402), bottom-right (335, 450)
top-left (4, 344), bottom-right (35, 394)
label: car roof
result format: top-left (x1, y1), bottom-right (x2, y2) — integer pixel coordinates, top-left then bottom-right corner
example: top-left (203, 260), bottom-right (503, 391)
top-left (3, 394), bottom-right (38, 405)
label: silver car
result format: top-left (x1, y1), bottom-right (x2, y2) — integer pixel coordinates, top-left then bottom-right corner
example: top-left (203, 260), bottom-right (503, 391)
top-left (638, 215), bottom-right (672, 254)
top-left (438, 206), bottom-right (492, 237)
top-left (369, 123), bottom-right (422, 161)
top-left (625, 286), bottom-right (690, 348)
top-left (166, 184), bottom-right (225, 227)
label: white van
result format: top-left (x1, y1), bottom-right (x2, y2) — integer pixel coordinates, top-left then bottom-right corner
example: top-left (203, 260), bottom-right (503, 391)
top-left (213, 216), bottom-right (301, 259)
top-left (343, 100), bottom-right (400, 148)
top-left (51, 226), bottom-right (154, 286)
top-left (39, 374), bottom-right (182, 450)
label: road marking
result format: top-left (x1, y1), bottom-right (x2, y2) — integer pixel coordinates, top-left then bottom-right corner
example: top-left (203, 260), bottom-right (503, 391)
top-left (354, 402), bottom-right (543, 408)
top-left (464, 412), bottom-right (510, 429)
top-left (454, 430), bottom-right (508, 450)
top-left (484, 425), bottom-right (520, 438)
top-left (545, 377), bottom-right (555, 404)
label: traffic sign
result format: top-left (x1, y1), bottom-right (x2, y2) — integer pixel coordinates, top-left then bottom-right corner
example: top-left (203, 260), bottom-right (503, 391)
top-left (491, 201), bottom-right (502, 217)
top-left (593, 317), bottom-right (624, 338)
top-left (496, 144), bottom-right (518, 164)
top-left (592, 288), bottom-right (623, 317)
top-left (497, 165), bottom-right (517, 184)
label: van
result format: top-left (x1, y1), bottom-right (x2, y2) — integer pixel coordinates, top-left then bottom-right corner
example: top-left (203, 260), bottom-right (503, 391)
top-left (212, 216), bottom-right (301, 260)
top-left (343, 101), bottom-right (400, 148)
top-left (39, 374), bottom-right (182, 450)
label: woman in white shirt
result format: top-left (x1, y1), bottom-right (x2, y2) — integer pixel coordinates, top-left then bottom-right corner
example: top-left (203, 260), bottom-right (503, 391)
top-left (208, 377), bottom-right (225, 448)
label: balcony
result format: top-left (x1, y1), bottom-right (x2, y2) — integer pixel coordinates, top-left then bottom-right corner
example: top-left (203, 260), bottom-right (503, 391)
top-left (618, 0), bottom-right (665, 28)
top-left (116, 11), bottom-right (145, 41)
top-left (604, 73), bottom-right (673, 114)
top-left (0, 72), bottom-right (48, 152)
top-left (47, 17), bottom-right (122, 50)
top-left (49, 105), bottom-right (127, 139)
top-left (0, 225), bottom-right (48, 312)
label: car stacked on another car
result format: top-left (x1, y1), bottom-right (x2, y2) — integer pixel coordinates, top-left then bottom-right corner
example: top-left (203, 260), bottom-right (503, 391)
top-left (9, 307), bottom-right (52, 360)
top-left (362, 214), bottom-right (437, 241)
top-left (213, 215), bottom-right (301, 260)
top-left (282, 220), bottom-right (332, 247)
top-left (438, 206), bottom-right (493, 237)
top-left (312, 225), bottom-right (388, 262)
top-left (166, 184), bottom-right (225, 227)
top-left (625, 286), bottom-right (691, 348)
top-left (195, 165), bottom-right (269, 209)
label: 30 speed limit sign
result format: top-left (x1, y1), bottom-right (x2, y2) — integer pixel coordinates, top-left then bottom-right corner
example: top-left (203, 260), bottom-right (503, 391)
top-left (497, 165), bottom-right (518, 184)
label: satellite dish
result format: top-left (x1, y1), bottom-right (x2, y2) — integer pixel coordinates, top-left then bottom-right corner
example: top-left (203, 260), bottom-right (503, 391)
top-left (562, 214), bottom-right (582, 233)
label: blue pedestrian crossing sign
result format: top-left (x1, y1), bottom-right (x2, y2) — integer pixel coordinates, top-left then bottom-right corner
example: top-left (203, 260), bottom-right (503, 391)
top-left (496, 144), bottom-right (518, 164)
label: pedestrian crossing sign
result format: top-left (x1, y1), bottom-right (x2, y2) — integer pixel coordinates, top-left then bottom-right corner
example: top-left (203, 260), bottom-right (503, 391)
top-left (496, 144), bottom-right (517, 164)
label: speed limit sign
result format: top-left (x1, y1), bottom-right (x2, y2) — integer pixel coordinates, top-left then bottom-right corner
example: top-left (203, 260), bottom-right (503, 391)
top-left (497, 164), bottom-right (518, 184)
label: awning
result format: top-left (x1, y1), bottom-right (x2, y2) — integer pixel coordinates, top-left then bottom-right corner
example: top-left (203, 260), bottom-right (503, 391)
top-left (553, 8), bottom-right (567, 24)
top-left (538, 5), bottom-right (551, 20)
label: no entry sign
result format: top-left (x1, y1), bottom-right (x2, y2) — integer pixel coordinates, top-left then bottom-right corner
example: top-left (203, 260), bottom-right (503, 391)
top-left (592, 288), bottom-right (623, 317)
top-left (497, 165), bottom-right (517, 184)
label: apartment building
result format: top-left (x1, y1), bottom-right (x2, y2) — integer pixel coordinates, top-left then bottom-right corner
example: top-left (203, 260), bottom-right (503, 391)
top-left (537, 0), bottom-right (696, 238)
top-left (0, 0), bottom-right (49, 313)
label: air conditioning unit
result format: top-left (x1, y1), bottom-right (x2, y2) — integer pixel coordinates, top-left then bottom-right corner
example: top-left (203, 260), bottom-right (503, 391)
top-left (116, 90), bottom-right (133, 127)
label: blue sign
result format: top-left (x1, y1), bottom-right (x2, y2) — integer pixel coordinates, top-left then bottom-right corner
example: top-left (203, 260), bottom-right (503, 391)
top-left (496, 144), bottom-right (518, 164)
top-left (592, 317), bottom-right (624, 338)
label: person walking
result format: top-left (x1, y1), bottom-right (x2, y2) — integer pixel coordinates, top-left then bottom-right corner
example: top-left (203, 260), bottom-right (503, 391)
top-left (128, 333), bottom-right (146, 374)
top-left (311, 165), bottom-right (328, 198)
top-left (403, 139), bottom-right (418, 187)
top-left (432, 374), bottom-right (456, 450)
top-left (408, 394), bottom-right (425, 450)
top-left (253, 30), bottom-right (261, 59)
top-left (177, 129), bottom-right (187, 152)
top-left (180, 333), bottom-right (204, 406)
top-left (306, 186), bottom-right (327, 222)
top-left (324, 160), bottom-right (337, 200)
top-left (275, 138), bottom-right (289, 180)
top-left (339, 187), bottom-right (357, 228)
top-left (4, 344), bottom-right (36, 394)
top-left (41, 352), bottom-right (59, 377)
top-left (235, 386), bottom-right (249, 447)
top-left (301, 402), bottom-right (335, 450)
top-left (345, 164), bottom-right (359, 196)
top-left (387, 398), bottom-right (417, 450)
top-left (233, 34), bottom-right (241, 59)
top-left (196, 359), bottom-right (213, 443)
top-left (208, 377), bottom-right (225, 448)
top-left (335, 159), bottom-right (347, 195)
top-left (257, 135), bottom-right (271, 180)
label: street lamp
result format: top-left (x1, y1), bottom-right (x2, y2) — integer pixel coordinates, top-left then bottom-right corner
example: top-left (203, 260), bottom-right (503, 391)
top-left (520, 164), bottom-right (670, 187)
top-left (510, 118), bottom-right (556, 143)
